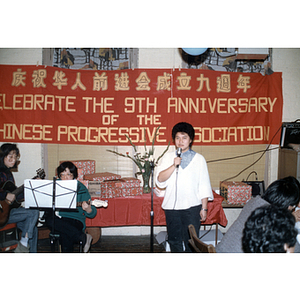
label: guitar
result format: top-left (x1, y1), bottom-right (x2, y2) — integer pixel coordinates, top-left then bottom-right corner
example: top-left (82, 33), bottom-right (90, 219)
top-left (0, 168), bottom-right (46, 228)
top-left (77, 199), bottom-right (108, 208)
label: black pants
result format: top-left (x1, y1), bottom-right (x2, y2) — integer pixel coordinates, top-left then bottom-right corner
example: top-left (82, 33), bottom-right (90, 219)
top-left (164, 205), bottom-right (201, 253)
top-left (45, 214), bottom-right (86, 252)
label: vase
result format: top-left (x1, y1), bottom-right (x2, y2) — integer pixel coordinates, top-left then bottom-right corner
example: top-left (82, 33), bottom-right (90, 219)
top-left (142, 171), bottom-right (151, 194)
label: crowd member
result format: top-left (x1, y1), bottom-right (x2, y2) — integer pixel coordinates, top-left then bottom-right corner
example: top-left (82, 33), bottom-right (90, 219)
top-left (242, 205), bottom-right (297, 253)
top-left (44, 161), bottom-right (96, 252)
top-left (216, 176), bottom-right (300, 253)
top-left (156, 122), bottom-right (213, 252)
top-left (0, 143), bottom-right (39, 253)
top-left (295, 206), bottom-right (300, 245)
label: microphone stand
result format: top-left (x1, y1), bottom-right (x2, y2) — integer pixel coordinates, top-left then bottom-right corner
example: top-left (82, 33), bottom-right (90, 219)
top-left (49, 177), bottom-right (60, 252)
top-left (150, 160), bottom-right (155, 253)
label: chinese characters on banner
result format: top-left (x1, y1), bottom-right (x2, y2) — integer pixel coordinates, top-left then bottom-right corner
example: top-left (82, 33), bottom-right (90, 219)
top-left (0, 65), bottom-right (283, 146)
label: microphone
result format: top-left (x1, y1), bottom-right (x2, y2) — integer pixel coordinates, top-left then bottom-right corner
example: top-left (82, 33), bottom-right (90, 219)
top-left (177, 147), bottom-right (182, 157)
top-left (176, 148), bottom-right (182, 168)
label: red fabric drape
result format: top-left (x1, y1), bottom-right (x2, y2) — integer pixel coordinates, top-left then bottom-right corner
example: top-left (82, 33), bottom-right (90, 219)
top-left (86, 191), bottom-right (227, 227)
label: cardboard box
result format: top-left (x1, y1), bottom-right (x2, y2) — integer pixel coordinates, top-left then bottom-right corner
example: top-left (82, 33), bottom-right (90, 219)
top-left (88, 181), bottom-right (102, 197)
top-left (101, 180), bottom-right (121, 198)
top-left (91, 179), bottom-right (143, 199)
top-left (72, 160), bottom-right (95, 175)
top-left (102, 187), bottom-right (120, 198)
top-left (79, 180), bottom-right (89, 189)
top-left (84, 172), bottom-right (121, 182)
top-left (115, 177), bottom-right (141, 188)
top-left (220, 181), bottom-right (252, 204)
top-left (59, 160), bottom-right (96, 175)
top-left (117, 187), bottom-right (143, 197)
top-left (100, 180), bottom-right (142, 198)
top-left (88, 177), bottom-right (142, 199)
top-left (77, 168), bottom-right (84, 181)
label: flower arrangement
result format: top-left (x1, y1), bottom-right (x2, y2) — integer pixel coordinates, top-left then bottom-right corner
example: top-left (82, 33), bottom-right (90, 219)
top-left (107, 126), bottom-right (170, 193)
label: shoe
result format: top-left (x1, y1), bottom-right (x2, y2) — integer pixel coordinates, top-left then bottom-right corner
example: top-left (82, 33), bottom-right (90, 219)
top-left (14, 241), bottom-right (30, 253)
top-left (83, 233), bottom-right (92, 253)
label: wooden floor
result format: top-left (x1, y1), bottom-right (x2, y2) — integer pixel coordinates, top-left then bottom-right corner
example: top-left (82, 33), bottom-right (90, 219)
top-left (37, 235), bottom-right (166, 253)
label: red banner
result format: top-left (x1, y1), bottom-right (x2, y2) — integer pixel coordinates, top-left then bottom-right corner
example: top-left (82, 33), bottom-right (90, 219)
top-left (0, 65), bottom-right (283, 146)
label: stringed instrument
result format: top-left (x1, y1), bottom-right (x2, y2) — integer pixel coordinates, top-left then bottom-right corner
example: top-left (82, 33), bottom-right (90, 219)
top-left (77, 199), bottom-right (108, 208)
top-left (0, 168), bottom-right (45, 228)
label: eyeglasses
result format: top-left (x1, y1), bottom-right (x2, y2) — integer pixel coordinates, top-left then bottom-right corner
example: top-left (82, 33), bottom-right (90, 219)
top-left (7, 154), bottom-right (19, 161)
top-left (60, 173), bottom-right (73, 179)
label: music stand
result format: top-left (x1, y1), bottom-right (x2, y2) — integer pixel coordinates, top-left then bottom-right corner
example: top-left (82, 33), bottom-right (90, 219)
top-left (24, 177), bottom-right (78, 252)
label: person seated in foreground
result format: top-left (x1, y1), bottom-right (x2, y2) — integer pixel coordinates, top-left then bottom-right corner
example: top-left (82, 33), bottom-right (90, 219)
top-left (242, 205), bottom-right (297, 253)
top-left (0, 143), bottom-right (39, 253)
top-left (216, 176), bottom-right (300, 253)
top-left (44, 161), bottom-right (97, 252)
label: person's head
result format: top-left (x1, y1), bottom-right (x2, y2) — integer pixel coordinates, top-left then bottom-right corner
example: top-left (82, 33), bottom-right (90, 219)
top-left (56, 161), bottom-right (78, 180)
top-left (0, 143), bottom-right (20, 169)
top-left (242, 205), bottom-right (297, 253)
top-left (262, 176), bottom-right (300, 210)
top-left (171, 122), bottom-right (195, 152)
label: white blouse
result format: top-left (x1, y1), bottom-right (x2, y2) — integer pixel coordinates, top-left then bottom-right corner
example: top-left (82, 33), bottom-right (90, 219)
top-left (155, 150), bottom-right (214, 210)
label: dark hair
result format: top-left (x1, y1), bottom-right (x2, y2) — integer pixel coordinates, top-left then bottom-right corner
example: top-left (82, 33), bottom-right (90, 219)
top-left (171, 122), bottom-right (195, 147)
top-left (262, 176), bottom-right (300, 209)
top-left (0, 143), bottom-right (20, 169)
top-left (242, 205), bottom-right (297, 253)
top-left (56, 161), bottom-right (78, 179)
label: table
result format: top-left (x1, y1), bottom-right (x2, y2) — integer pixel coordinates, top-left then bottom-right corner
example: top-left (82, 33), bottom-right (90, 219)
top-left (86, 191), bottom-right (228, 245)
top-left (222, 202), bottom-right (244, 208)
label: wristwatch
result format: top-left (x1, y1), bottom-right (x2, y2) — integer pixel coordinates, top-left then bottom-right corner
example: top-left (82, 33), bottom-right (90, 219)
top-left (202, 208), bottom-right (208, 211)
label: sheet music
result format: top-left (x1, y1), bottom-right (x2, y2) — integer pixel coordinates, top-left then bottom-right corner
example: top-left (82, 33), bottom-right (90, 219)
top-left (24, 179), bottom-right (78, 209)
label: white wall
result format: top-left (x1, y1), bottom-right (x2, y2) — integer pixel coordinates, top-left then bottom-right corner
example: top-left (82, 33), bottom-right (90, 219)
top-left (0, 48), bottom-right (44, 187)
top-left (138, 48), bottom-right (183, 68)
top-left (272, 48), bottom-right (300, 122)
top-left (264, 48), bottom-right (300, 185)
top-left (0, 48), bottom-right (42, 65)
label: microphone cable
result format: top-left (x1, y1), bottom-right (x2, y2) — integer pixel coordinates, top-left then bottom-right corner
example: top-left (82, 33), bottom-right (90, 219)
top-left (173, 148), bottom-right (182, 209)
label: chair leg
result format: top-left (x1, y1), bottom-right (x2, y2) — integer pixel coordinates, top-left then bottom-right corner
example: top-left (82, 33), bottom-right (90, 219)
top-left (49, 233), bottom-right (61, 253)
top-left (79, 240), bottom-right (83, 253)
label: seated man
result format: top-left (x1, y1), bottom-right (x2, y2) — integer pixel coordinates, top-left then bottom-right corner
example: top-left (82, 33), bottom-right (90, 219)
top-left (242, 205), bottom-right (297, 253)
top-left (216, 176), bottom-right (300, 253)
top-left (44, 161), bottom-right (97, 252)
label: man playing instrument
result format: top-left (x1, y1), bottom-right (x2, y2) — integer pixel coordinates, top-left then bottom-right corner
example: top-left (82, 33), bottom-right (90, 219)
top-left (43, 161), bottom-right (97, 252)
